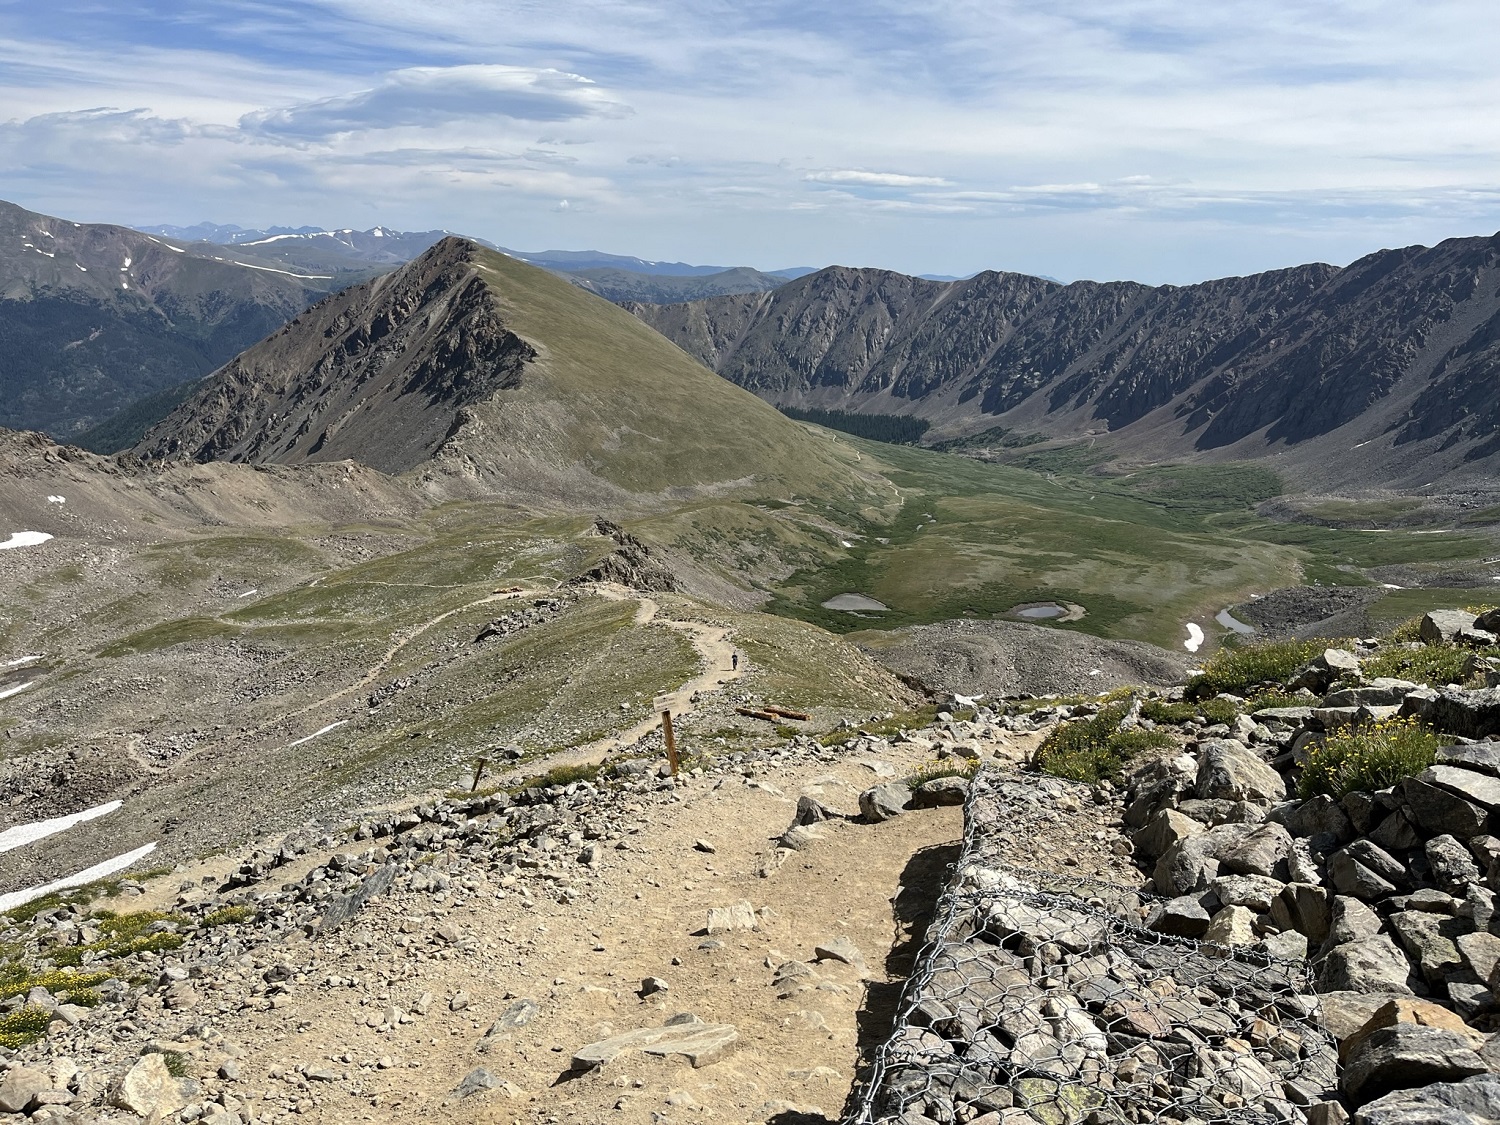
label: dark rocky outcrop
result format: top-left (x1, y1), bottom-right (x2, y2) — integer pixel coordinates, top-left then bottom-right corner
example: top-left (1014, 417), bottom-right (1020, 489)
top-left (630, 232), bottom-right (1500, 489)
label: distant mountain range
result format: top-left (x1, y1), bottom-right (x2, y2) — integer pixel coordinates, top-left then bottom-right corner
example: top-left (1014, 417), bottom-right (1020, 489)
top-left (0, 199), bottom-right (342, 439)
top-left (627, 231), bottom-right (1500, 491)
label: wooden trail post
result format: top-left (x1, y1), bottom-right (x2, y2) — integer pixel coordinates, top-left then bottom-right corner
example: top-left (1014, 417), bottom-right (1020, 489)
top-left (654, 694), bottom-right (679, 776)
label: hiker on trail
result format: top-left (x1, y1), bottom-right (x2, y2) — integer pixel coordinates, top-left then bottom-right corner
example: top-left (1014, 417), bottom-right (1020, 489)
top-left (731, 652), bottom-right (739, 671)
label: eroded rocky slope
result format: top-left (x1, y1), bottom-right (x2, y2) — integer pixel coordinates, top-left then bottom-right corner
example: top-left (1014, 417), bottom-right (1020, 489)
top-left (630, 232), bottom-right (1500, 489)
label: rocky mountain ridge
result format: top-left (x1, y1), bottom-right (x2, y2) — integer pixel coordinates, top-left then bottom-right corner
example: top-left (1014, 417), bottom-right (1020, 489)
top-left (132, 237), bottom-right (877, 508)
top-left (628, 231), bottom-right (1500, 490)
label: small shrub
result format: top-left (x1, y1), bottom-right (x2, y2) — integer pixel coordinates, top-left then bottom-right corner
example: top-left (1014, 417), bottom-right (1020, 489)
top-left (1189, 639), bottom-right (1325, 697)
top-left (0, 1006), bottom-right (49, 1049)
top-left (515, 761), bottom-right (599, 791)
top-left (1042, 748), bottom-right (1117, 784)
top-left (1198, 698), bottom-right (1241, 725)
top-left (203, 905), bottom-right (256, 927)
top-left (1298, 718), bottom-right (1441, 799)
top-left (1035, 702), bottom-right (1171, 783)
top-left (47, 912), bottom-right (186, 967)
top-left (1141, 700), bottom-right (1196, 724)
top-left (906, 758), bottom-right (979, 788)
top-left (774, 724), bottom-right (799, 739)
top-left (1386, 616), bottom-right (1424, 643)
top-left (1362, 645), bottom-right (1475, 688)
top-left (1106, 729), bottom-right (1175, 756)
top-left (1245, 690), bottom-right (1309, 712)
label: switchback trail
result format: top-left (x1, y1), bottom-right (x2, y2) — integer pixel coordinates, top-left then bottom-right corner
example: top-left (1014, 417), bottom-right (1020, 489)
top-left (493, 582), bottom-right (744, 783)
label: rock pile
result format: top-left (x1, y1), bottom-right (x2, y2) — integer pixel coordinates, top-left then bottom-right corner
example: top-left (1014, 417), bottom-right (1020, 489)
top-left (854, 772), bottom-right (1340, 1125)
top-left (1119, 611), bottom-right (1500, 1122)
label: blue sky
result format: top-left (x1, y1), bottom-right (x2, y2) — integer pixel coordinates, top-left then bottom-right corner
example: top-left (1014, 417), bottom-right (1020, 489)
top-left (2, 0), bottom-right (1498, 282)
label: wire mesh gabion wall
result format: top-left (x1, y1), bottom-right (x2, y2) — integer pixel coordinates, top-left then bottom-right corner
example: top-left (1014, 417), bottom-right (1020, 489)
top-left (845, 772), bottom-right (1339, 1125)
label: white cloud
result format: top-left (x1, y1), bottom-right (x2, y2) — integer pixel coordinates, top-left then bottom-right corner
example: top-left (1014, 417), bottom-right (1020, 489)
top-left (1, 1), bottom-right (1499, 280)
top-left (804, 170), bottom-right (952, 188)
top-left (242, 65), bottom-right (630, 139)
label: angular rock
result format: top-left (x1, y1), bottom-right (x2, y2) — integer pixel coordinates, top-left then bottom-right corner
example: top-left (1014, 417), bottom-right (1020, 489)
top-left (813, 936), bottom-right (866, 972)
top-left (1153, 822), bottom-right (1255, 896)
top-left (477, 998), bottom-right (539, 1053)
top-left (794, 795), bottom-right (836, 825)
top-left (1341, 1024), bottom-right (1486, 1104)
top-left (1411, 687), bottom-right (1500, 741)
top-left (1218, 822), bottom-right (1293, 878)
top-left (1426, 834), bottom-right (1482, 894)
top-left (1355, 1073), bottom-right (1500, 1125)
top-left (1340, 997), bottom-right (1487, 1062)
top-left (1328, 895), bottom-right (1385, 948)
top-left (911, 776), bottom-right (969, 808)
top-left (859, 782), bottom-right (911, 822)
top-left (1271, 882), bottom-right (1331, 944)
top-left (706, 901), bottom-right (758, 934)
top-left (1211, 872), bottom-right (1287, 912)
top-left (1369, 811), bottom-right (1424, 853)
top-left (1133, 808), bottom-right (1205, 859)
top-left (1203, 904), bottom-right (1257, 946)
top-left (572, 1021), bottom-right (738, 1070)
top-left (1196, 739), bottom-right (1287, 804)
top-left (1283, 794), bottom-right (1356, 844)
top-left (455, 1068), bottom-right (499, 1098)
top-left (111, 1053), bottom-right (195, 1119)
top-left (1324, 680), bottom-right (1422, 708)
top-left (1330, 852), bottom-right (1400, 902)
top-left (1291, 649), bottom-right (1362, 693)
top-left (319, 863), bottom-right (397, 931)
top-left (1321, 934), bottom-right (1415, 994)
top-left (1145, 894), bottom-right (1213, 938)
top-left (0, 1067), bottom-right (48, 1114)
top-left (1456, 930), bottom-right (1500, 984)
top-left (1421, 610), bottom-right (1477, 646)
top-left (1422, 764), bottom-right (1500, 813)
top-left (1437, 743), bottom-right (1500, 778)
top-left (1399, 776), bottom-right (1490, 838)
top-left (1386, 910), bottom-right (1465, 988)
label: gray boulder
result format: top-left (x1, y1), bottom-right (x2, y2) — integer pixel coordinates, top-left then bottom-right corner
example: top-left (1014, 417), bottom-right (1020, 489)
top-left (1342, 1024), bottom-right (1486, 1105)
top-left (1271, 882), bottom-right (1331, 944)
top-left (1291, 648), bottom-right (1363, 693)
top-left (1426, 834), bottom-right (1482, 894)
top-left (1323, 679), bottom-right (1422, 708)
top-left (1398, 777), bottom-right (1489, 839)
top-left (1327, 895), bottom-right (1385, 948)
top-left (1385, 910), bottom-right (1465, 988)
top-left (1320, 934), bottom-right (1416, 994)
top-left (1421, 610), bottom-right (1478, 646)
top-left (1437, 743), bottom-right (1500, 778)
top-left (1217, 821), bottom-right (1293, 878)
top-left (1355, 1073), bottom-right (1500, 1125)
top-left (1196, 739), bottom-right (1287, 804)
top-left (910, 775), bottom-right (969, 808)
top-left (1133, 808), bottom-right (1204, 859)
top-left (1153, 822), bottom-right (1255, 896)
top-left (1330, 841), bottom-right (1409, 901)
top-left (1421, 764), bottom-right (1500, 813)
top-left (1405, 687), bottom-right (1500, 740)
top-left (1282, 794), bottom-right (1356, 844)
top-left (1144, 894), bottom-right (1213, 938)
top-left (859, 782), bottom-right (911, 822)
top-left (0, 1068), bottom-right (49, 1115)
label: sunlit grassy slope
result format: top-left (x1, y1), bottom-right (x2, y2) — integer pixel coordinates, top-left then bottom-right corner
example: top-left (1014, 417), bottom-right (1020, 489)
top-left (466, 247), bottom-right (887, 506)
top-left (719, 431), bottom-right (1498, 649)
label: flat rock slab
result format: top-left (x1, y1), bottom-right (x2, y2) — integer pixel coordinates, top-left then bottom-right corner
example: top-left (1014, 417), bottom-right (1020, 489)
top-left (706, 900), bottom-right (758, 934)
top-left (573, 1022), bottom-right (738, 1070)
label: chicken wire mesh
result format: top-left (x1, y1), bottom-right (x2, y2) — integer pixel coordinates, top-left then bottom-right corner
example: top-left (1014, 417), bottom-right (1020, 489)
top-left (845, 771), bottom-right (1338, 1125)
